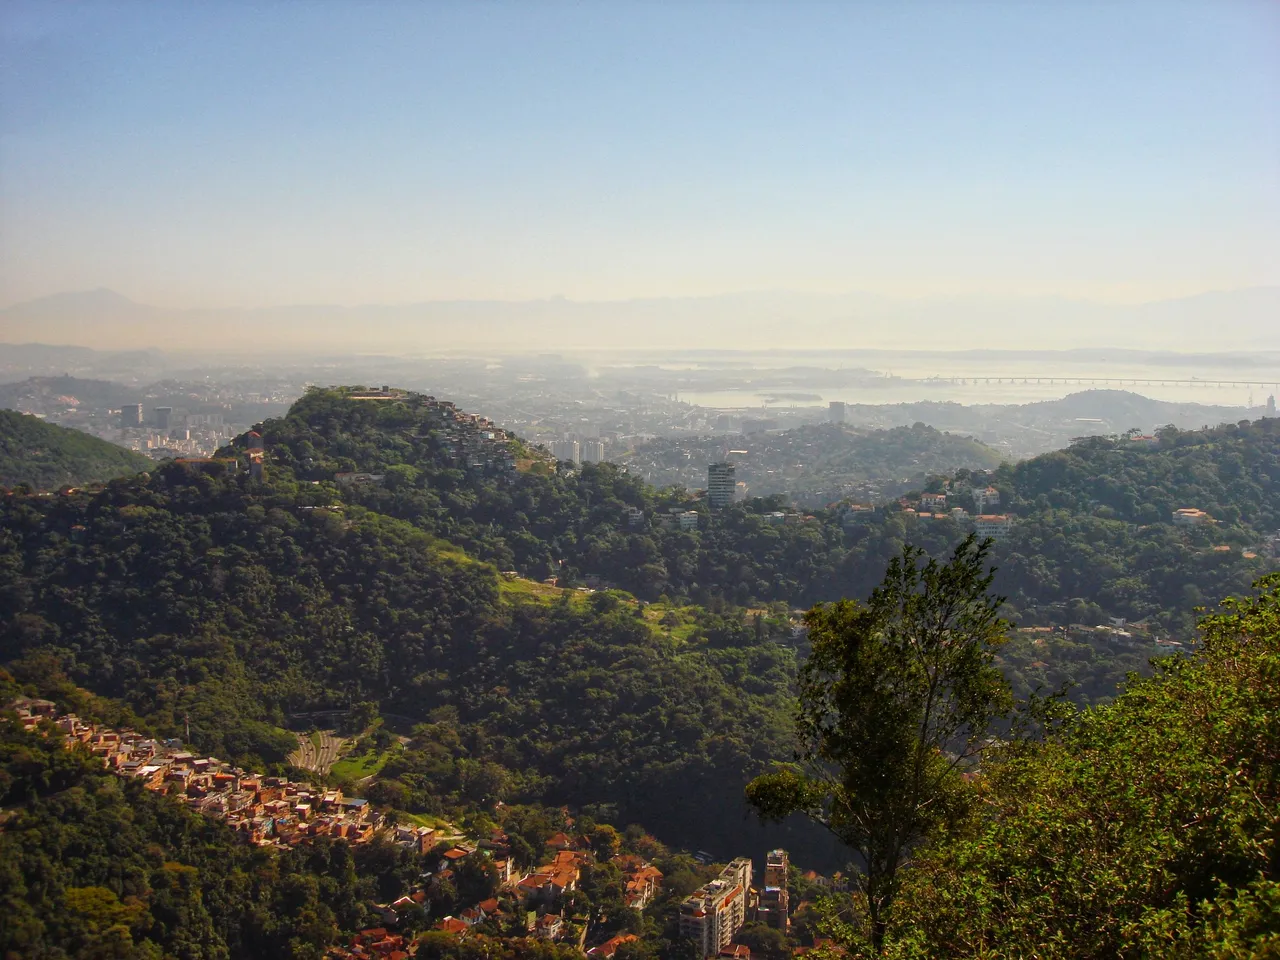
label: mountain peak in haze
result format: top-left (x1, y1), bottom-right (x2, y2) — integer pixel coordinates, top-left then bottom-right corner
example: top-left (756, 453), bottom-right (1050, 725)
top-left (4, 288), bottom-right (152, 315)
top-left (3, 286), bottom-right (1279, 353)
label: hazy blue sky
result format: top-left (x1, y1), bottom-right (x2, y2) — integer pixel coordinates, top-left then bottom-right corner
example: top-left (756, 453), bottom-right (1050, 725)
top-left (1, 0), bottom-right (1277, 309)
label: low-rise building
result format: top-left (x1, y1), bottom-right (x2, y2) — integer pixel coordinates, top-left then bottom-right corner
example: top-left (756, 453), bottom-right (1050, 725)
top-left (973, 514), bottom-right (1013, 540)
top-left (614, 854), bottom-right (664, 911)
top-left (1172, 508), bottom-right (1212, 527)
top-left (535, 913), bottom-right (564, 939)
top-left (588, 934), bottom-right (639, 959)
top-left (334, 472), bottom-right (386, 486)
top-left (972, 486), bottom-right (1001, 512)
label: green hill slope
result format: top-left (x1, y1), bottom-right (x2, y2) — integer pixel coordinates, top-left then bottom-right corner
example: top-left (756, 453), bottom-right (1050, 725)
top-left (257, 389), bottom-right (1278, 635)
top-left (0, 457), bottom-right (812, 864)
top-left (3, 387), bottom-right (1279, 957)
top-left (0, 702), bottom-right (375, 960)
top-left (885, 576), bottom-right (1280, 957)
top-left (2, 387), bottom-right (1277, 852)
top-left (0, 410), bottom-right (152, 489)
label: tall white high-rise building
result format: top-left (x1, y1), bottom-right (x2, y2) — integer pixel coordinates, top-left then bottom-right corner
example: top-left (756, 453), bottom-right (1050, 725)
top-left (678, 858), bottom-right (753, 957)
top-left (708, 462), bottom-right (735, 508)
top-left (581, 439), bottom-right (606, 463)
top-left (549, 439), bottom-right (580, 465)
top-left (828, 401), bottom-right (847, 423)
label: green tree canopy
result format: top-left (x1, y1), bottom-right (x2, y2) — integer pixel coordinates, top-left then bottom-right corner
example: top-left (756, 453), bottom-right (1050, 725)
top-left (747, 535), bottom-right (1012, 949)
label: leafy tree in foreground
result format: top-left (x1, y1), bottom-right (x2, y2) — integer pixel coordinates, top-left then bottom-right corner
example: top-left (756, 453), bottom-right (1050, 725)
top-left (885, 574), bottom-right (1280, 958)
top-left (746, 535), bottom-right (1012, 950)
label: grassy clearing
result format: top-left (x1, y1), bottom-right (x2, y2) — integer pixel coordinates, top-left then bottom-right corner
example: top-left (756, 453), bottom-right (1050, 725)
top-left (330, 742), bottom-right (400, 782)
top-left (499, 575), bottom-right (570, 602)
top-left (395, 811), bottom-right (451, 829)
top-left (640, 600), bottom-right (701, 642)
top-left (500, 576), bottom-right (705, 642)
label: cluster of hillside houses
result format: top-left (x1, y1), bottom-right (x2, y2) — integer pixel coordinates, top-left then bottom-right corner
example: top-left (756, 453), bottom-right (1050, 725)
top-left (11, 695), bottom-right (806, 959)
top-left (8, 698), bottom-right (389, 847)
top-left (345, 390), bottom-right (518, 476)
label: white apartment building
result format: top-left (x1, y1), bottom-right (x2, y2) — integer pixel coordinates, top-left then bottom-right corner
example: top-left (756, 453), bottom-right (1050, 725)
top-left (973, 514), bottom-right (1013, 540)
top-left (581, 439), bottom-right (606, 463)
top-left (678, 858), bottom-right (753, 957)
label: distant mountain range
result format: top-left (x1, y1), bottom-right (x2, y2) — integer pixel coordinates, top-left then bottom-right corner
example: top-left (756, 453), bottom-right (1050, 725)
top-left (2, 286), bottom-right (1278, 353)
top-left (833, 388), bottom-right (1267, 459)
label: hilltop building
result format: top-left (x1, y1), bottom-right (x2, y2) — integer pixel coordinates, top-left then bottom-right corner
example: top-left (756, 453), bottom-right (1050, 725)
top-left (708, 462), bottom-right (736, 508)
top-left (679, 858), bottom-right (753, 957)
top-left (1268, 395), bottom-right (1276, 417)
top-left (757, 849), bottom-right (790, 932)
top-left (348, 387), bottom-right (405, 400)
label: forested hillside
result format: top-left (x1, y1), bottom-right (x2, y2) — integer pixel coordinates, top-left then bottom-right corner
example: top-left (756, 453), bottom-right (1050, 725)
top-left (0, 704), bottom-right (374, 959)
top-left (0, 410), bottom-right (152, 489)
top-left (882, 576), bottom-right (1280, 957)
top-left (0, 456), bottom-right (811, 864)
top-left (259, 390), bottom-right (1278, 644)
top-left (2, 386), bottom-right (1279, 957)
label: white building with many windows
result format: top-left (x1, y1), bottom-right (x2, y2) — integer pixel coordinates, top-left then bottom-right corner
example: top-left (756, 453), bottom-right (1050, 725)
top-left (548, 440), bottom-right (580, 465)
top-left (707, 462), bottom-right (736, 508)
top-left (678, 858), bottom-right (753, 956)
top-left (973, 514), bottom-right (1013, 540)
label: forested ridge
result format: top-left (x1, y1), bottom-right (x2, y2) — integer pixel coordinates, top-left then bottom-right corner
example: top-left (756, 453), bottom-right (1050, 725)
top-left (257, 391), bottom-right (1278, 633)
top-left (0, 442), bottom-right (808, 866)
top-left (252, 390), bottom-right (1280, 702)
top-left (0, 410), bottom-right (152, 490)
top-left (2, 387), bottom-right (1279, 957)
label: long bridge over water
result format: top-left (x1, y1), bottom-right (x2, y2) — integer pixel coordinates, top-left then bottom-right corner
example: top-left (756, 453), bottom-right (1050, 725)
top-left (919, 376), bottom-right (1280, 390)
